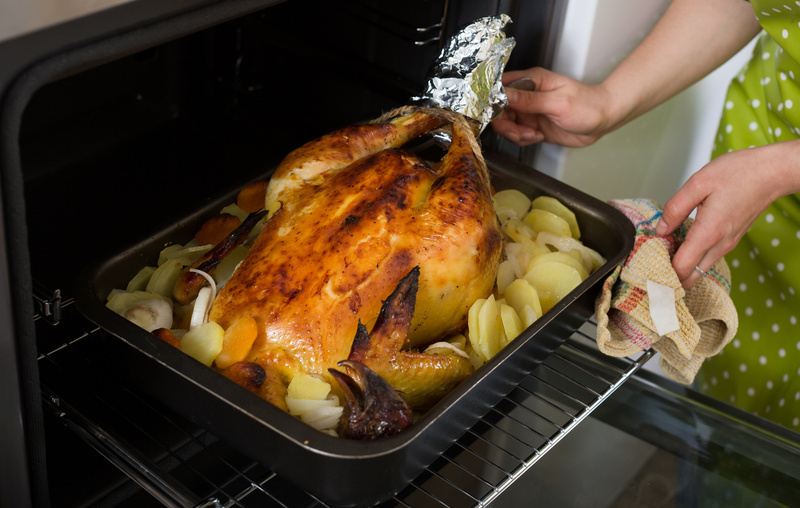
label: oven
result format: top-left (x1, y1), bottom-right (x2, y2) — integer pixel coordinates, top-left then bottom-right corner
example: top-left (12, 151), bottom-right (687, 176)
top-left (0, 1), bottom-right (650, 506)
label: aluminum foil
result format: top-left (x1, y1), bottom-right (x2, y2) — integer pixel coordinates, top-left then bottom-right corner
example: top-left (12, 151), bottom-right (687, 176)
top-left (411, 14), bottom-right (515, 132)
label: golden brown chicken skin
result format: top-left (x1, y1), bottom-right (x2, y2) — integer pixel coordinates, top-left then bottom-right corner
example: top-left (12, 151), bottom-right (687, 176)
top-left (208, 107), bottom-right (502, 413)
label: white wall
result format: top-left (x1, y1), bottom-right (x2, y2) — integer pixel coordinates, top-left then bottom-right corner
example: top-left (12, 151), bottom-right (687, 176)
top-left (535, 0), bottom-right (757, 206)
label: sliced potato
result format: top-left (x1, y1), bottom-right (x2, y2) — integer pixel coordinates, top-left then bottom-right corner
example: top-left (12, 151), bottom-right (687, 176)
top-left (469, 296), bottom-right (505, 362)
top-left (520, 304), bottom-right (539, 328)
top-left (502, 218), bottom-right (538, 245)
top-left (523, 209), bottom-right (572, 238)
top-left (528, 251), bottom-right (589, 281)
top-left (567, 248), bottom-right (585, 265)
top-left (505, 241), bottom-right (549, 279)
top-left (126, 266), bottom-right (156, 292)
top-left (157, 244), bottom-right (184, 266)
top-left (524, 261), bottom-right (584, 312)
top-left (504, 243), bottom-right (529, 279)
top-left (496, 259), bottom-right (517, 294)
top-left (468, 297), bottom-right (483, 331)
top-left (492, 189), bottom-right (532, 222)
top-left (467, 348), bottom-right (485, 369)
top-left (287, 373), bottom-right (331, 401)
top-left (214, 244), bottom-right (249, 287)
top-left (180, 321), bottom-right (225, 366)
top-left (531, 196), bottom-right (580, 239)
top-left (499, 303), bottom-right (523, 345)
top-left (535, 231), bottom-right (606, 273)
top-left (467, 298), bottom-right (486, 362)
top-left (163, 244), bottom-right (213, 267)
top-left (145, 259), bottom-right (184, 298)
top-left (477, 295), bottom-right (503, 360)
top-left (503, 278), bottom-right (543, 321)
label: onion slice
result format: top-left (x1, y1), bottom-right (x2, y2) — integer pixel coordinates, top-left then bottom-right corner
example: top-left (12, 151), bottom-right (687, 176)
top-left (423, 341), bottom-right (470, 359)
top-left (300, 405), bottom-right (344, 431)
top-left (188, 269), bottom-right (217, 329)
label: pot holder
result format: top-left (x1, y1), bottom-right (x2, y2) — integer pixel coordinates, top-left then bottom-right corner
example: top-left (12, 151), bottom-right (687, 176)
top-left (595, 198), bottom-right (739, 384)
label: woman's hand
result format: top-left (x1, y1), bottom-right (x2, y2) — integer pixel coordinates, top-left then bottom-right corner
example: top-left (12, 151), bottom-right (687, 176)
top-left (491, 68), bottom-right (616, 147)
top-left (655, 141), bottom-right (800, 288)
top-left (492, 0), bottom-right (760, 148)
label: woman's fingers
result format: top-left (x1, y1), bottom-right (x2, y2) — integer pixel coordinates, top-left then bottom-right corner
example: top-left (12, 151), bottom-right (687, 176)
top-left (673, 220), bottom-right (728, 288)
top-left (491, 112), bottom-right (542, 145)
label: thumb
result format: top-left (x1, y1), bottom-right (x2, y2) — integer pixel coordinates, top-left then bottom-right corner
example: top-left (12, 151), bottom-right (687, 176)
top-left (505, 87), bottom-right (541, 114)
top-left (504, 87), bottom-right (524, 108)
top-left (506, 86), bottom-right (562, 118)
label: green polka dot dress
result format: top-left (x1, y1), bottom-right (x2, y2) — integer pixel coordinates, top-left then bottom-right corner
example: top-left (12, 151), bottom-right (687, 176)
top-left (695, 0), bottom-right (800, 430)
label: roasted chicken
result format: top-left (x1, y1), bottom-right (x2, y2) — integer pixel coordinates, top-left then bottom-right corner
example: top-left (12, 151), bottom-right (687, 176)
top-left (200, 106), bottom-right (503, 436)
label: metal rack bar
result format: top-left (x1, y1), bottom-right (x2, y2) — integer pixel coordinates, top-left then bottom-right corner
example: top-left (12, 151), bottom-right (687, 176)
top-left (37, 301), bottom-right (652, 507)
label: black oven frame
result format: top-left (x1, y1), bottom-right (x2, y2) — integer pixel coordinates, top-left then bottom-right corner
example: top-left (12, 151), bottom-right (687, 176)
top-left (0, 1), bottom-right (566, 505)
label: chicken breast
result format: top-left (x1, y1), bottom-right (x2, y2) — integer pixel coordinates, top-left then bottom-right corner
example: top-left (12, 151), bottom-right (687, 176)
top-left (208, 106), bottom-right (502, 410)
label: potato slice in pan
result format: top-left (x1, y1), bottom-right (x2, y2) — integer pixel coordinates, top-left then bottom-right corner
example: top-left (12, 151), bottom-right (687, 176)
top-left (126, 266), bottom-right (156, 292)
top-left (536, 231), bottom-right (607, 273)
top-left (528, 251), bottom-right (589, 281)
top-left (504, 243), bottom-right (529, 279)
top-left (157, 244), bottom-right (184, 266)
top-left (467, 296), bottom-right (530, 362)
top-left (468, 295), bottom-right (504, 362)
top-left (287, 373), bottom-right (331, 401)
top-left (467, 298), bottom-right (483, 360)
top-left (519, 304), bottom-right (539, 329)
top-left (503, 218), bottom-right (538, 246)
top-left (503, 278), bottom-right (543, 321)
top-left (523, 208), bottom-right (572, 238)
top-left (496, 259), bottom-right (517, 294)
top-left (492, 188), bottom-right (532, 222)
top-left (146, 259), bottom-right (183, 298)
top-left (181, 321), bottom-right (224, 366)
top-left (524, 261), bottom-right (583, 312)
top-left (531, 196), bottom-right (581, 239)
top-left (164, 244), bottom-right (214, 267)
top-left (499, 303), bottom-right (523, 345)
top-left (478, 295), bottom-right (504, 360)
top-left (213, 244), bottom-right (249, 287)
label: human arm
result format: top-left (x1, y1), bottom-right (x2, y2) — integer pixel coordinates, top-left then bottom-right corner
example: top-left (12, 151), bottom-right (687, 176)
top-left (655, 141), bottom-right (800, 288)
top-left (493, 0), bottom-right (761, 146)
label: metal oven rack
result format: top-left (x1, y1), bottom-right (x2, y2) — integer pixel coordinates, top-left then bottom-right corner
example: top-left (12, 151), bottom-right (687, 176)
top-left (37, 300), bottom-right (653, 507)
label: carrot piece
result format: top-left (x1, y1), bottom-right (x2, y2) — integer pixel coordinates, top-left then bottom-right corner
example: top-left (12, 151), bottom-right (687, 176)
top-left (153, 328), bottom-right (181, 350)
top-left (194, 213), bottom-right (241, 246)
top-left (236, 180), bottom-right (268, 213)
top-left (215, 316), bottom-right (258, 369)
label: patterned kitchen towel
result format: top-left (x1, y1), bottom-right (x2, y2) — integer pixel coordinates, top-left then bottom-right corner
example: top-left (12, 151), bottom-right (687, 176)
top-left (595, 199), bottom-right (738, 384)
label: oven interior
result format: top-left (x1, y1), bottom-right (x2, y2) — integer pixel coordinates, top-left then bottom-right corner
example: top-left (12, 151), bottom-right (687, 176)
top-left (24, 0), bottom-right (430, 291)
top-left (4, 0), bottom-right (570, 505)
top-left (22, 0), bottom-right (559, 292)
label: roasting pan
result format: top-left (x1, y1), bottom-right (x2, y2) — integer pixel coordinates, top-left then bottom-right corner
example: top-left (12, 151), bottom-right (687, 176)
top-left (74, 149), bottom-right (634, 507)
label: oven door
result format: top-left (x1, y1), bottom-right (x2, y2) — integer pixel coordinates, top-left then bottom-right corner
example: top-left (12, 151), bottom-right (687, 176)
top-left (0, 0), bottom-right (568, 505)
